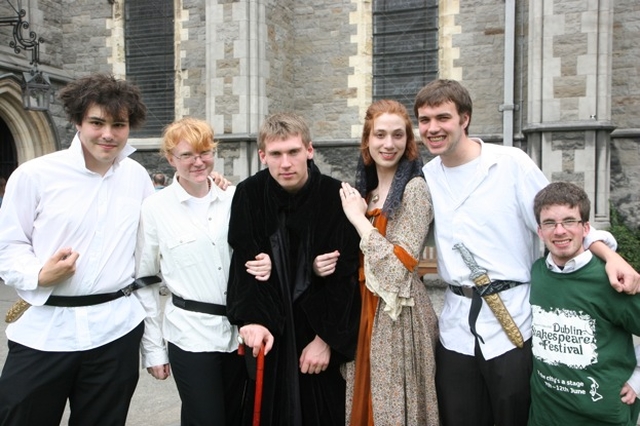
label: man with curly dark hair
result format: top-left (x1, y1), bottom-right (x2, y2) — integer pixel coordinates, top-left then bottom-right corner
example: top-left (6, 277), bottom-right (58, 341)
top-left (0, 73), bottom-right (155, 425)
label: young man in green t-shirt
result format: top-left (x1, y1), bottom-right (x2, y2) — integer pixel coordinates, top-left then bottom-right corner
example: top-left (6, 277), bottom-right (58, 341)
top-left (529, 182), bottom-right (640, 426)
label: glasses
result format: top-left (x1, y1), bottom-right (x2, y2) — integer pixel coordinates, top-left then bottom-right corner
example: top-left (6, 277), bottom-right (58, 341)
top-left (540, 219), bottom-right (583, 231)
top-left (172, 150), bottom-right (214, 163)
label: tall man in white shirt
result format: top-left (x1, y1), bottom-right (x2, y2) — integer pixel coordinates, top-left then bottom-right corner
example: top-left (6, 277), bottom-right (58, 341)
top-left (0, 73), bottom-right (154, 425)
top-left (414, 79), bottom-right (640, 426)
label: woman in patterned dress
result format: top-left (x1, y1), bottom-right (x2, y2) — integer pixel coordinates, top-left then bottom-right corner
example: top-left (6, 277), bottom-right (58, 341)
top-left (339, 99), bottom-right (439, 425)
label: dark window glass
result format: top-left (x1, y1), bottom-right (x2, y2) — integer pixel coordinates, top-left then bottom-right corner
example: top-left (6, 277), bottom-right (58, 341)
top-left (125, 0), bottom-right (175, 137)
top-left (373, 0), bottom-right (438, 116)
top-left (0, 118), bottom-right (17, 179)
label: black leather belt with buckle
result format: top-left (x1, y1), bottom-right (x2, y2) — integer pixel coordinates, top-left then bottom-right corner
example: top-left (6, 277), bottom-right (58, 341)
top-left (44, 275), bottom-right (162, 307)
top-left (448, 280), bottom-right (524, 299)
top-left (172, 294), bottom-right (227, 316)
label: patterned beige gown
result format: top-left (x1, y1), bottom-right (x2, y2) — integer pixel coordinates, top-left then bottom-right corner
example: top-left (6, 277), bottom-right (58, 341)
top-left (344, 177), bottom-right (439, 425)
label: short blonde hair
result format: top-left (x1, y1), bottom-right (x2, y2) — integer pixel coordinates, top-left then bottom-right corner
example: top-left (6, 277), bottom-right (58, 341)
top-left (161, 117), bottom-right (217, 157)
top-left (258, 113), bottom-right (311, 151)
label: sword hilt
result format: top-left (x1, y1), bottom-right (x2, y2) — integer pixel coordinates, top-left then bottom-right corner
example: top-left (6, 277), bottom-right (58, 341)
top-left (453, 243), bottom-right (487, 279)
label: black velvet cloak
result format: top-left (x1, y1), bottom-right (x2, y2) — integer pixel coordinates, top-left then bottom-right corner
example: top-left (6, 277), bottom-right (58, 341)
top-left (227, 160), bottom-right (361, 426)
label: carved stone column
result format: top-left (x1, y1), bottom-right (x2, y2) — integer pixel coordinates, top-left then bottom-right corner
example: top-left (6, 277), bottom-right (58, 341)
top-left (525, 0), bottom-right (614, 229)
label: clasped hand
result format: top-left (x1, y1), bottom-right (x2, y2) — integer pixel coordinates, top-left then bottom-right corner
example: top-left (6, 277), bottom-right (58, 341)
top-left (38, 247), bottom-right (79, 287)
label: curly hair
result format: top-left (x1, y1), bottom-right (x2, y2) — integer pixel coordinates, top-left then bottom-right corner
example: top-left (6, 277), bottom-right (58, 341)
top-left (58, 73), bottom-right (147, 129)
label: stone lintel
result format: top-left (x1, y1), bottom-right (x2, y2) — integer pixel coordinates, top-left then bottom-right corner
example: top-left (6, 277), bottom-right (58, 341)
top-left (523, 121), bottom-right (615, 133)
top-left (610, 128), bottom-right (640, 139)
top-left (215, 133), bottom-right (257, 144)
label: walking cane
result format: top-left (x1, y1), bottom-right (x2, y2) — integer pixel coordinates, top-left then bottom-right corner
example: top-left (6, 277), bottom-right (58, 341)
top-left (238, 342), bottom-right (265, 426)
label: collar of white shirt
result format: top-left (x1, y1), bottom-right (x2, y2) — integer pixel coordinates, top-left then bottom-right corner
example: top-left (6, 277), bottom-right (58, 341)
top-left (545, 250), bottom-right (593, 273)
top-left (69, 132), bottom-right (136, 172)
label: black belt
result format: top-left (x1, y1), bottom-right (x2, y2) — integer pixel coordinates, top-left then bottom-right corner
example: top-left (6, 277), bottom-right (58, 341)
top-left (44, 276), bottom-right (162, 307)
top-left (448, 280), bottom-right (523, 298)
top-left (449, 280), bottom-right (524, 344)
top-left (172, 294), bottom-right (227, 316)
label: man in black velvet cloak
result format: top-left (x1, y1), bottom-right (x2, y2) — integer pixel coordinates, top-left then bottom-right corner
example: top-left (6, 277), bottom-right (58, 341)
top-left (227, 113), bottom-right (361, 426)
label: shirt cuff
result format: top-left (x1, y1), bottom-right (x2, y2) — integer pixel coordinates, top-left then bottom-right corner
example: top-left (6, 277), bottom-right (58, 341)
top-left (629, 346), bottom-right (640, 395)
top-left (583, 228), bottom-right (617, 252)
top-left (628, 369), bottom-right (640, 396)
top-left (141, 348), bottom-right (169, 369)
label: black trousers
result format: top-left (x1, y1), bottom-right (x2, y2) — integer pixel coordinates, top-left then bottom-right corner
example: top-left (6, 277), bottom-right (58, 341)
top-left (168, 342), bottom-right (246, 426)
top-left (0, 321), bottom-right (143, 426)
top-left (435, 338), bottom-right (532, 426)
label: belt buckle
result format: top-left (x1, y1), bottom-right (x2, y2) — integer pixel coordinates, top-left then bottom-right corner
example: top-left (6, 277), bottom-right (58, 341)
top-left (121, 284), bottom-right (134, 297)
top-left (461, 286), bottom-right (475, 298)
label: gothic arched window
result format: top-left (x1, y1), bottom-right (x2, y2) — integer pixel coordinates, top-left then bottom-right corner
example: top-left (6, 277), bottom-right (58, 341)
top-left (125, 0), bottom-right (175, 137)
top-left (373, 0), bottom-right (438, 119)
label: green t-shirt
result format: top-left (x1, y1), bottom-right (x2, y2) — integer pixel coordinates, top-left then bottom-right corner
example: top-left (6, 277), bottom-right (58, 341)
top-left (529, 257), bottom-right (640, 426)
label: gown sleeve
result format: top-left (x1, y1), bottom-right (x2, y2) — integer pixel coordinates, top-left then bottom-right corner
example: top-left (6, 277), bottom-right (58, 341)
top-left (362, 177), bottom-right (432, 320)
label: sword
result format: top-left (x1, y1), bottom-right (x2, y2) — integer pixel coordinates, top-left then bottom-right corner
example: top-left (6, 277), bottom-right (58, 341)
top-left (5, 298), bottom-right (30, 323)
top-left (453, 243), bottom-right (524, 348)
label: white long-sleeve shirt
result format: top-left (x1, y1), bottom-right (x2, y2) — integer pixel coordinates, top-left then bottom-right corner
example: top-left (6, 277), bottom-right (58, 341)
top-left (0, 134), bottom-right (154, 351)
top-left (136, 178), bottom-right (238, 369)
top-left (424, 138), bottom-right (616, 360)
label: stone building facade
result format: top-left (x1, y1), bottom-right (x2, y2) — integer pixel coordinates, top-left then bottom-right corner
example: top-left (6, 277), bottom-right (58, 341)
top-left (0, 0), bottom-right (639, 228)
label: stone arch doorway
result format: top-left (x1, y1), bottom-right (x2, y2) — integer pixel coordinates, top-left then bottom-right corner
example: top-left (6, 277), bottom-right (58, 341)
top-left (0, 118), bottom-right (16, 180)
top-left (0, 74), bottom-right (59, 179)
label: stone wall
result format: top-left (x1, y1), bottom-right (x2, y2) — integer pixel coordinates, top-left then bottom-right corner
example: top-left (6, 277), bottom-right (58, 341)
top-left (288, 0), bottom-right (360, 140)
top-left (1, 0), bottom-right (640, 231)
top-left (611, 0), bottom-right (640, 130)
top-left (61, 2), bottom-right (113, 75)
top-left (611, 137), bottom-right (640, 228)
top-left (454, 0), bottom-right (508, 138)
top-left (180, 1), bottom-right (208, 119)
top-left (265, 0), bottom-right (296, 114)
top-left (609, 0), bottom-right (640, 228)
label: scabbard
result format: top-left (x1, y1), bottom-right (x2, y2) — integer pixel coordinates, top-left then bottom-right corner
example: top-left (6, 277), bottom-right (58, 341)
top-left (473, 274), bottom-right (524, 348)
top-left (5, 298), bottom-right (31, 323)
